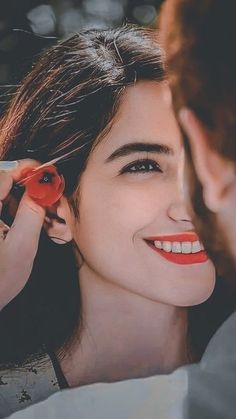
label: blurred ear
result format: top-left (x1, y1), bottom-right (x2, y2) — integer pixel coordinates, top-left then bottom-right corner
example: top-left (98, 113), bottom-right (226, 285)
top-left (43, 196), bottom-right (73, 244)
top-left (179, 108), bottom-right (236, 213)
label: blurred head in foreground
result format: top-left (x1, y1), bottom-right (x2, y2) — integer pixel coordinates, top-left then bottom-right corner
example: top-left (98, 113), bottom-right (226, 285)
top-left (160, 0), bottom-right (236, 278)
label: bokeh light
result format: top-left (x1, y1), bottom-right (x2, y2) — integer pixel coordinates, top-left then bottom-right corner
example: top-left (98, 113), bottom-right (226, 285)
top-left (0, 0), bottom-right (164, 112)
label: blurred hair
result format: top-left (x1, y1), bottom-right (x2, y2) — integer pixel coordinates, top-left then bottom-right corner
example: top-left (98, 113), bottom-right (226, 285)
top-left (160, 0), bottom-right (236, 275)
top-left (0, 25), bottom-right (165, 364)
top-left (160, 0), bottom-right (236, 160)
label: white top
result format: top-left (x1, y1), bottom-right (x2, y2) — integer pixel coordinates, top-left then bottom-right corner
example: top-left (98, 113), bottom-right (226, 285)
top-left (5, 311), bottom-right (236, 419)
top-left (0, 352), bottom-right (60, 419)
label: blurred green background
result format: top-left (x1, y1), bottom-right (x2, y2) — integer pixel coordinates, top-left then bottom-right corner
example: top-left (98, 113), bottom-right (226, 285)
top-left (0, 0), bottom-right (164, 93)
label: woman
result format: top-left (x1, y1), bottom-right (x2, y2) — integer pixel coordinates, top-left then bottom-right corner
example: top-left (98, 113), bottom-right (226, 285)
top-left (0, 25), bottom-right (232, 416)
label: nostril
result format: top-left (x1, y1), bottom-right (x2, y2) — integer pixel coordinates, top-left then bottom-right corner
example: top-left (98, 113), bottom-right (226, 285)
top-left (181, 217), bottom-right (192, 223)
top-left (167, 202), bottom-right (192, 223)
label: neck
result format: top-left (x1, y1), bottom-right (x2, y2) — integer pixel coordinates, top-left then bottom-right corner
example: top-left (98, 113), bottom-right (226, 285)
top-left (60, 264), bottom-right (190, 387)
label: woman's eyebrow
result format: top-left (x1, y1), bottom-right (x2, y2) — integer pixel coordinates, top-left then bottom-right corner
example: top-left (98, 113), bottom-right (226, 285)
top-left (105, 142), bottom-right (174, 162)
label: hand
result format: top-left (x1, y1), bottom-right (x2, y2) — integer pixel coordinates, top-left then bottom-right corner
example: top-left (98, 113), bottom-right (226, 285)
top-left (0, 160), bottom-right (45, 310)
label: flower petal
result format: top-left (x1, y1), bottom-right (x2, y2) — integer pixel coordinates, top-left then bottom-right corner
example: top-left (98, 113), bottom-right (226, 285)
top-left (19, 165), bottom-right (65, 206)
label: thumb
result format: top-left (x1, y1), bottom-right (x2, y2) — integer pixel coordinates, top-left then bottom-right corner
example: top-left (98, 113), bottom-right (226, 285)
top-left (6, 192), bottom-right (45, 258)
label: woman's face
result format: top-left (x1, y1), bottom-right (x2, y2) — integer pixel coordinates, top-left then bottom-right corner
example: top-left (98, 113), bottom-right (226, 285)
top-left (73, 81), bottom-right (215, 307)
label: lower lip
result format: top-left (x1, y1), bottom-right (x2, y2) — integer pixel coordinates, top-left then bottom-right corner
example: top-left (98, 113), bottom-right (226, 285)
top-left (146, 241), bottom-right (208, 265)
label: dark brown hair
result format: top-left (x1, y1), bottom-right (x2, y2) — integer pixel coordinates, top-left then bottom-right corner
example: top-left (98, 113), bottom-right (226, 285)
top-left (0, 25), bottom-right (165, 364)
top-left (160, 0), bottom-right (236, 275)
top-left (160, 0), bottom-right (236, 160)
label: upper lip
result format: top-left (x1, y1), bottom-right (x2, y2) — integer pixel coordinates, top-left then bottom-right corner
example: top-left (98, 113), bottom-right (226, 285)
top-left (145, 232), bottom-right (201, 243)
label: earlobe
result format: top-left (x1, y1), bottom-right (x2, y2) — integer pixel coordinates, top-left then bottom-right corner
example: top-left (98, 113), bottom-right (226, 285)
top-left (43, 196), bottom-right (73, 244)
top-left (179, 108), bottom-right (236, 213)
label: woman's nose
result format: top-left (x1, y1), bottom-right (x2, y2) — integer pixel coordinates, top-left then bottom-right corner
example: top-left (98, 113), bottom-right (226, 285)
top-left (167, 201), bottom-right (192, 224)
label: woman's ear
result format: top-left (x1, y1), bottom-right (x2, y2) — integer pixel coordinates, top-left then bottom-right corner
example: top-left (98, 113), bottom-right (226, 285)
top-left (43, 196), bottom-right (73, 244)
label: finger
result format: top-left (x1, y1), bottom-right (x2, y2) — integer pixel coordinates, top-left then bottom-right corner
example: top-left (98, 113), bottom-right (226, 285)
top-left (6, 192), bottom-right (45, 258)
top-left (0, 171), bottom-right (14, 200)
top-left (8, 159), bottom-right (41, 182)
top-left (0, 218), bottom-right (10, 238)
top-left (0, 159), bottom-right (41, 200)
top-left (0, 158), bottom-right (40, 183)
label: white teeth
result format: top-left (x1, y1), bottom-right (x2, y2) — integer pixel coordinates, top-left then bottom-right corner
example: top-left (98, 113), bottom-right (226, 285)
top-left (153, 239), bottom-right (204, 254)
top-left (181, 242), bottom-right (192, 254)
top-left (154, 240), bottom-right (162, 249)
top-left (172, 242), bottom-right (181, 253)
top-left (192, 241), bottom-right (201, 253)
top-left (162, 241), bottom-right (171, 252)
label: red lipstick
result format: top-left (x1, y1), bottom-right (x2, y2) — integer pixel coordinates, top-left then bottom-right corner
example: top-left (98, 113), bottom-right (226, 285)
top-left (145, 233), bottom-right (208, 265)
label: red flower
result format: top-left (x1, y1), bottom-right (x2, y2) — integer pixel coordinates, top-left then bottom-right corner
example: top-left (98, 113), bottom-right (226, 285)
top-left (20, 165), bottom-right (65, 206)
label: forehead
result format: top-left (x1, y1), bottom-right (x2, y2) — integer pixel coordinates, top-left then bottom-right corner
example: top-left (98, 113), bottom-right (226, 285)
top-left (96, 80), bottom-right (182, 155)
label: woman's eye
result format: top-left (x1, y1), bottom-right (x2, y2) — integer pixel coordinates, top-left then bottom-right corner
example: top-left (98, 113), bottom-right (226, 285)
top-left (120, 159), bottom-right (162, 174)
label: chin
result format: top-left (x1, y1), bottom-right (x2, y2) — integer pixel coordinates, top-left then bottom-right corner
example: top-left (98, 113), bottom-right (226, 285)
top-left (178, 277), bottom-right (216, 307)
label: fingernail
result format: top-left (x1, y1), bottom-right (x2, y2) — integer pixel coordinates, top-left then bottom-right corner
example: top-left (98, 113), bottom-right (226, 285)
top-left (0, 160), bottom-right (19, 171)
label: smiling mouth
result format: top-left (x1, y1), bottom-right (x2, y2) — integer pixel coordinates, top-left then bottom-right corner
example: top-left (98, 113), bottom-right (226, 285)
top-left (145, 233), bottom-right (208, 265)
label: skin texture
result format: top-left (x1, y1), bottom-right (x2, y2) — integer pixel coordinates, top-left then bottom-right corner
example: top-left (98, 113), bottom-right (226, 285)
top-left (73, 81), bottom-right (215, 307)
top-left (159, 0), bottom-right (236, 277)
top-left (0, 82), bottom-right (216, 386)
top-left (0, 160), bottom-right (45, 309)
top-left (178, 109), bottom-right (236, 275)
top-left (53, 81), bottom-right (216, 386)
